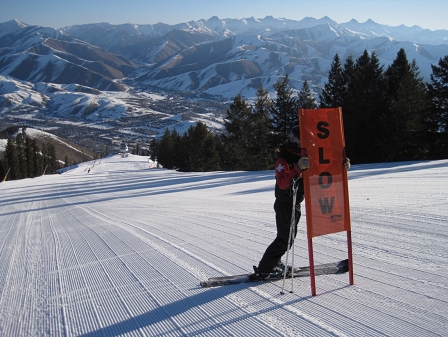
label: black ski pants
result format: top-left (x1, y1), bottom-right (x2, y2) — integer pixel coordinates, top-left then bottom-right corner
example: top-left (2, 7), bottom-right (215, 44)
top-left (258, 199), bottom-right (301, 273)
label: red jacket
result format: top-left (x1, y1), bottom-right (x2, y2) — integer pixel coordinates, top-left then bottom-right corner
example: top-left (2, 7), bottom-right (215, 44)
top-left (275, 157), bottom-right (302, 190)
top-left (274, 157), bottom-right (304, 206)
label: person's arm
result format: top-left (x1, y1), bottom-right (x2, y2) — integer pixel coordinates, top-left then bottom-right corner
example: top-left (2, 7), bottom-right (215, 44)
top-left (275, 158), bottom-right (303, 190)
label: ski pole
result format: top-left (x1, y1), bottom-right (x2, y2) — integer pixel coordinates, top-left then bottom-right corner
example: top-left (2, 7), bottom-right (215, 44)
top-left (289, 204), bottom-right (296, 293)
top-left (289, 179), bottom-right (300, 293)
top-left (281, 178), bottom-right (299, 295)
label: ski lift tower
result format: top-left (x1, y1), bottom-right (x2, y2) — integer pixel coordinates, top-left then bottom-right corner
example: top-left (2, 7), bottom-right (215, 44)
top-left (119, 142), bottom-right (129, 157)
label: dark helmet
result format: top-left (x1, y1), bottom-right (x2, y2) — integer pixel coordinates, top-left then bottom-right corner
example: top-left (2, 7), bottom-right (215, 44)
top-left (285, 125), bottom-right (301, 155)
top-left (288, 125), bottom-right (300, 145)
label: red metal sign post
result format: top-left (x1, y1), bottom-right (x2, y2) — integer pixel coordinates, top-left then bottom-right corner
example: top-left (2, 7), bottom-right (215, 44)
top-left (299, 108), bottom-right (354, 296)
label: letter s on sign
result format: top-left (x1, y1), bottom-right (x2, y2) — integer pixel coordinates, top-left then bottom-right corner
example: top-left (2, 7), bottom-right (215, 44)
top-left (317, 121), bottom-right (330, 139)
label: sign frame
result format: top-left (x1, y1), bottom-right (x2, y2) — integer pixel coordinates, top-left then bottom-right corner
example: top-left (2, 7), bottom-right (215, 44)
top-left (299, 108), bottom-right (354, 295)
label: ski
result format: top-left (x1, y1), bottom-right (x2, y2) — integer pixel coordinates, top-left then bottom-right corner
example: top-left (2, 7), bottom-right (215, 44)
top-left (200, 259), bottom-right (349, 288)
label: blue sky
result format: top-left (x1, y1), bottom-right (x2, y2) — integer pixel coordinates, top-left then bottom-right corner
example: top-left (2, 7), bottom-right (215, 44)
top-left (1, 0), bottom-right (447, 30)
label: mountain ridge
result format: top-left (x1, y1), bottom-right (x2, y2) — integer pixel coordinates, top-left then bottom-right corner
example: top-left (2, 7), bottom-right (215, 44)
top-left (1, 15), bottom-right (448, 152)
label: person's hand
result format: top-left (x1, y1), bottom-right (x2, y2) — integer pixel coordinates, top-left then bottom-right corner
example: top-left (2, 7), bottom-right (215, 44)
top-left (298, 156), bottom-right (310, 171)
top-left (344, 157), bottom-right (351, 170)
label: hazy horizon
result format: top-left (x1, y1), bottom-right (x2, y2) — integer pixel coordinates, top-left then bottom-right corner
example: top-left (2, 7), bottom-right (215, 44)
top-left (2, 0), bottom-right (448, 31)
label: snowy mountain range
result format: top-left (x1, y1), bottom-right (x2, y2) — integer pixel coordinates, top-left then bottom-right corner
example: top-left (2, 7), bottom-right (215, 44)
top-left (1, 16), bottom-right (448, 149)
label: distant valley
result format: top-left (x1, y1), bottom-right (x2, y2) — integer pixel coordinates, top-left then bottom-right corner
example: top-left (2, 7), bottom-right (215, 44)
top-left (1, 16), bottom-right (447, 153)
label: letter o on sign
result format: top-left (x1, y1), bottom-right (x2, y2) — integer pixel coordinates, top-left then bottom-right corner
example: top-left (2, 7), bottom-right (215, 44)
top-left (318, 172), bottom-right (333, 189)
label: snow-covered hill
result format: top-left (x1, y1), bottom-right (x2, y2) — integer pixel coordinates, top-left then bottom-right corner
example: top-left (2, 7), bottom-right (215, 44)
top-left (0, 126), bottom-right (95, 164)
top-left (2, 16), bottom-right (448, 103)
top-left (2, 16), bottom-right (448, 143)
top-left (1, 155), bottom-right (447, 336)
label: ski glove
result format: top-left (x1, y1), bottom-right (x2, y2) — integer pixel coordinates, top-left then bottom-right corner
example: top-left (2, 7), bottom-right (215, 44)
top-left (344, 157), bottom-right (351, 171)
top-left (297, 156), bottom-right (310, 171)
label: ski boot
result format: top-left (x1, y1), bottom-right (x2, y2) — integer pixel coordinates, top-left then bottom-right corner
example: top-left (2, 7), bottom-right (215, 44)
top-left (248, 266), bottom-right (271, 281)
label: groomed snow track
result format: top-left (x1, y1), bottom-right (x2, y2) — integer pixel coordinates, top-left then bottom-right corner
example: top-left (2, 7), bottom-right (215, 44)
top-left (0, 155), bottom-right (447, 336)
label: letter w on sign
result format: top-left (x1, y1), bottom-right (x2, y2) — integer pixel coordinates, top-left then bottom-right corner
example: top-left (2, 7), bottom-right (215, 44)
top-left (299, 108), bottom-right (351, 238)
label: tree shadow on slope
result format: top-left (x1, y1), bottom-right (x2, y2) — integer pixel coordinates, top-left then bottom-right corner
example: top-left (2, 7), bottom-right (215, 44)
top-left (1, 170), bottom-right (275, 216)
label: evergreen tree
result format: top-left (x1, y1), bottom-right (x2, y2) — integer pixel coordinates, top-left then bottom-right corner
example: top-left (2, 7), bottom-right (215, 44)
top-left (221, 94), bottom-right (253, 170)
top-left (47, 143), bottom-right (57, 174)
top-left (16, 133), bottom-right (27, 179)
top-left (32, 140), bottom-right (42, 176)
top-left (149, 138), bottom-right (158, 162)
top-left (320, 54), bottom-right (346, 108)
top-left (133, 143), bottom-right (141, 155)
top-left (157, 129), bottom-right (176, 169)
top-left (25, 137), bottom-right (35, 176)
top-left (249, 85), bottom-right (275, 170)
top-left (342, 55), bottom-right (355, 95)
top-left (214, 133), bottom-right (226, 170)
top-left (428, 55), bottom-right (448, 133)
top-left (41, 143), bottom-right (48, 174)
top-left (344, 51), bottom-right (388, 163)
top-left (182, 122), bottom-right (220, 172)
top-left (298, 80), bottom-right (318, 109)
top-left (385, 49), bottom-right (411, 99)
top-left (385, 50), bottom-right (432, 160)
top-left (427, 55), bottom-right (448, 156)
top-left (5, 137), bottom-right (19, 180)
top-left (170, 129), bottom-right (185, 169)
top-left (270, 74), bottom-right (298, 147)
top-left (0, 158), bottom-right (5, 182)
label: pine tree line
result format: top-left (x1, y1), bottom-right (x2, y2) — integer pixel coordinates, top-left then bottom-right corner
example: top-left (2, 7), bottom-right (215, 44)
top-left (155, 49), bottom-right (448, 170)
top-left (1, 128), bottom-right (58, 181)
top-left (320, 49), bottom-right (447, 163)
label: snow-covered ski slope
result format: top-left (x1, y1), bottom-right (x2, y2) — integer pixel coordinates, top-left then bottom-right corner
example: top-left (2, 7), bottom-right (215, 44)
top-left (1, 154), bottom-right (447, 337)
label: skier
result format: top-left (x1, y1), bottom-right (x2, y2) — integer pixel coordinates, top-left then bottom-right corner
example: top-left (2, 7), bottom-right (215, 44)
top-left (249, 125), bottom-right (350, 280)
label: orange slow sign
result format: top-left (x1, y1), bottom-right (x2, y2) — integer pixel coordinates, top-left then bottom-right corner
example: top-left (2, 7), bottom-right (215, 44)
top-left (299, 108), bottom-right (351, 238)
